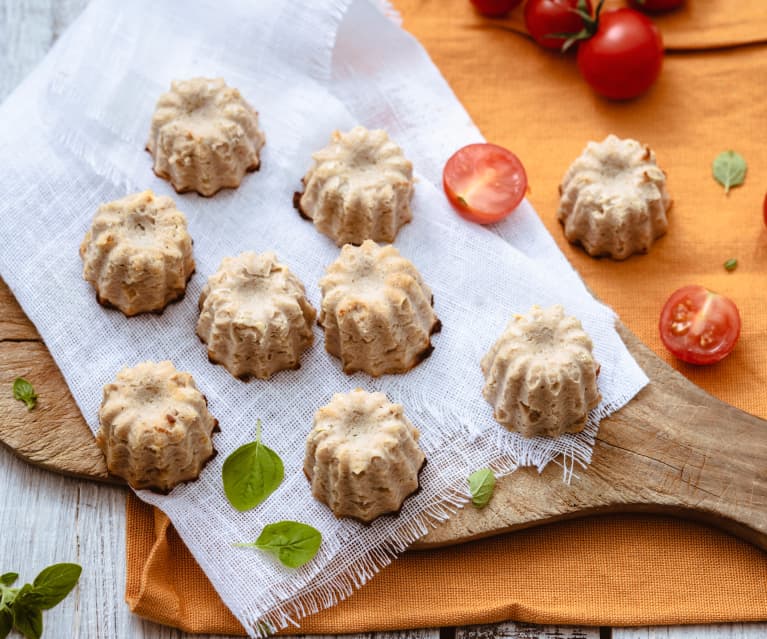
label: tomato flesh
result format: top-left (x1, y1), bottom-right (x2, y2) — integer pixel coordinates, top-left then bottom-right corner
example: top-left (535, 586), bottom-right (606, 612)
top-left (470, 0), bottom-right (523, 17)
top-left (524, 0), bottom-right (594, 51)
top-left (629, 0), bottom-right (684, 12)
top-left (659, 285), bottom-right (741, 365)
top-left (443, 143), bottom-right (528, 224)
top-left (577, 8), bottom-right (664, 100)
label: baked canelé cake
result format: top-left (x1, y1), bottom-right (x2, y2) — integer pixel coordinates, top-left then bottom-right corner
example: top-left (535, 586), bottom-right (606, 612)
top-left (147, 77), bottom-right (265, 196)
top-left (481, 305), bottom-right (601, 438)
top-left (294, 126), bottom-right (414, 246)
top-left (304, 389), bottom-right (426, 523)
top-left (80, 190), bottom-right (195, 316)
top-left (96, 361), bottom-right (218, 493)
top-left (319, 240), bottom-right (440, 376)
top-left (558, 134), bottom-right (671, 260)
top-left (197, 252), bottom-right (316, 380)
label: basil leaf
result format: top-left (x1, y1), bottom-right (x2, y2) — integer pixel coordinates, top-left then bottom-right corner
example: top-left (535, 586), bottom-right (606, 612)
top-left (468, 468), bottom-right (496, 508)
top-left (11, 591), bottom-right (43, 639)
top-left (31, 563), bottom-right (81, 610)
top-left (12, 378), bottom-right (37, 411)
top-left (222, 422), bottom-right (284, 512)
top-left (0, 574), bottom-right (17, 587)
top-left (712, 150), bottom-right (747, 194)
top-left (0, 608), bottom-right (12, 639)
top-left (236, 521), bottom-right (322, 569)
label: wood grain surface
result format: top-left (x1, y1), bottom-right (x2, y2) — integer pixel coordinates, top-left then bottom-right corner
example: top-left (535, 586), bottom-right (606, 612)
top-left (1, 1), bottom-right (766, 638)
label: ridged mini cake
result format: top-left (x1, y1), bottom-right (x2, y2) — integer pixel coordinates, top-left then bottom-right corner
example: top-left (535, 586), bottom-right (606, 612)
top-left (80, 190), bottom-right (195, 316)
top-left (304, 389), bottom-right (426, 523)
top-left (319, 240), bottom-right (440, 376)
top-left (294, 126), bottom-right (414, 246)
top-left (96, 361), bottom-right (218, 493)
top-left (147, 77), bottom-right (265, 196)
top-left (481, 305), bottom-right (601, 438)
top-left (197, 252), bottom-right (316, 380)
top-left (558, 135), bottom-right (671, 260)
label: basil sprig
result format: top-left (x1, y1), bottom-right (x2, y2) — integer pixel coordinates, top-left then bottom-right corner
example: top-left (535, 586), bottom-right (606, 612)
top-left (0, 563), bottom-right (81, 639)
top-left (712, 150), bottom-right (747, 195)
top-left (12, 378), bottom-right (37, 411)
top-left (468, 468), bottom-right (496, 508)
top-left (222, 420), bottom-right (284, 512)
top-left (235, 521), bottom-right (322, 569)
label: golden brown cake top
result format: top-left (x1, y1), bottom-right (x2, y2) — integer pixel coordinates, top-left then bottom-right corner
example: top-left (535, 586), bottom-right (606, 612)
top-left (79, 190), bottom-right (195, 316)
top-left (481, 305), bottom-right (601, 438)
top-left (147, 77), bottom-right (265, 196)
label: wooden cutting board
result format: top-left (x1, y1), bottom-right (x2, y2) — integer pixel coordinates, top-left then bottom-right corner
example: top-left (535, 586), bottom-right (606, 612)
top-left (1, 278), bottom-right (765, 550)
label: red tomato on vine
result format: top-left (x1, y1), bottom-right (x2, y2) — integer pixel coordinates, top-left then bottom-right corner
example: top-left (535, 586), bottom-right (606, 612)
top-left (524, 0), bottom-right (594, 51)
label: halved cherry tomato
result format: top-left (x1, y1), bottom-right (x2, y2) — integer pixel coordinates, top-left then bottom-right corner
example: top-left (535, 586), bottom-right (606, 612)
top-left (659, 285), bottom-right (741, 365)
top-left (630, 0), bottom-right (685, 12)
top-left (470, 0), bottom-right (523, 17)
top-left (443, 143), bottom-right (528, 224)
top-left (525, 0), bottom-right (594, 51)
top-left (577, 8), bottom-right (664, 100)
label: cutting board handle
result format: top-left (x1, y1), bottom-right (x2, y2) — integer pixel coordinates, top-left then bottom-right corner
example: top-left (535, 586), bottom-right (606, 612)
top-left (418, 322), bottom-right (767, 549)
top-left (590, 323), bottom-right (767, 548)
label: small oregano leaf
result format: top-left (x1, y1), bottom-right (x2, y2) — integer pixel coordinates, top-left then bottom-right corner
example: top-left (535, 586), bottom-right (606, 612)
top-left (468, 468), bottom-right (496, 508)
top-left (0, 574), bottom-right (18, 587)
top-left (222, 420), bottom-right (284, 512)
top-left (0, 608), bottom-right (12, 639)
top-left (12, 378), bottom-right (37, 411)
top-left (712, 150), bottom-right (747, 194)
top-left (31, 563), bottom-right (81, 610)
top-left (11, 593), bottom-right (43, 639)
top-left (235, 521), bottom-right (322, 569)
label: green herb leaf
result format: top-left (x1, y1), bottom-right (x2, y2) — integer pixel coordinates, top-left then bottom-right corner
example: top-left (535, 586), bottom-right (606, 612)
top-left (30, 563), bottom-right (81, 610)
top-left (222, 420), bottom-right (284, 512)
top-left (712, 150), bottom-right (747, 194)
top-left (0, 608), bottom-right (12, 639)
top-left (11, 593), bottom-right (43, 639)
top-left (723, 258), bottom-right (738, 272)
top-left (236, 521), bottom-right (322, 569)
top-left (468, 468), bottom-right (496, 508)
top-left (12, 378), bottom-right (37, 411)
top-left (456, 195), bottom-right (469, 209)
top-left (0, 574), bottom-right (17, 587)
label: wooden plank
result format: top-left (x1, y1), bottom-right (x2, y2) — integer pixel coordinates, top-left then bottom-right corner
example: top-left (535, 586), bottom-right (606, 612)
top-left (311, 634), bottom-right (438, 639)
top-left (614, 624), bottom-right (767, 638)
top-left (456, 622), bottom-right (600, 638)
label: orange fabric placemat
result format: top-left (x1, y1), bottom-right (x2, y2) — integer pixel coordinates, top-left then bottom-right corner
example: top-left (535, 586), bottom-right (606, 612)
top-left (126, 495), bottom-right (767, 634)
top-left (126, 0), bottom-right (767, 633)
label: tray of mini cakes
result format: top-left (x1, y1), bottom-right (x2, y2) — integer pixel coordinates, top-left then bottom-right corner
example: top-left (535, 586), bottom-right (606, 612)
top-left (3, 75), bottom-right (766, 554)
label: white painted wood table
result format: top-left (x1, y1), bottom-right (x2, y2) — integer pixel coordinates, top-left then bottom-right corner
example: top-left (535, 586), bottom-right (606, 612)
top-left (1, 2), bottom-right (765, 638)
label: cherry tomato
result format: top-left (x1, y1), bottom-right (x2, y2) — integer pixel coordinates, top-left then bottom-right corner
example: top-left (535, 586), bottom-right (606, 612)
top-left (470, 0), bottom-right (523, 17)
top-left (659, 285), bottom-right (741, 365)
top-left (577, 8), bottom-right (664, 100)
top-left (763, 191), bottom-right (767, 228)
top-left (443, 143), bottom-right (527, 224)
top-left (630, 0), bottom-right (685, 12)
top-left (525, 0), bottom-right (594, 51)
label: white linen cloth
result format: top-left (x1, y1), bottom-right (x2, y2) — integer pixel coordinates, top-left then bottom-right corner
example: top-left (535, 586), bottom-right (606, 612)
top-left (0, 0), bottom-right (648, 635)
